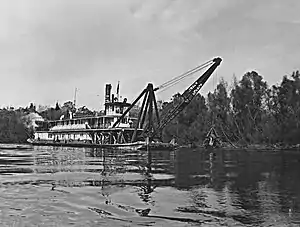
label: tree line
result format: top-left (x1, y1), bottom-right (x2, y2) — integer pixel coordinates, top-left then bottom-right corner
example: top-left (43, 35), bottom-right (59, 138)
top-left (0, 101), bottom-right (99, 143)
top-left (0, 108), bottom-right (32, 143)
top-left (162, 70), bottom-right (300, 146)
top-left (0, 70), bottom-right (299, 146)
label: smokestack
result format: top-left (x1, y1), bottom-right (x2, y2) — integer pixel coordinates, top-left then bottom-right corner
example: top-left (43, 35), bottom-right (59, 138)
top-left (105, 84), bottom-right (112, 103)
top-left (112, 94), bottom-right (115, 103)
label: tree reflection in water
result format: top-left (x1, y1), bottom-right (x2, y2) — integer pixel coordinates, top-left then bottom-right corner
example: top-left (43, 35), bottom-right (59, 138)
top-left (1, 146), bottom-right (300, 226)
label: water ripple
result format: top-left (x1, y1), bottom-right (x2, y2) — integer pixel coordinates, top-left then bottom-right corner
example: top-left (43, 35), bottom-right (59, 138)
top-left (0, 146), bottom-right (300, 226)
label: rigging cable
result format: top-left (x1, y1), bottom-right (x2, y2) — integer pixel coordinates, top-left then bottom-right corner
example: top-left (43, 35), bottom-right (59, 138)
top-left (155, 59), bottom-right (214, 93)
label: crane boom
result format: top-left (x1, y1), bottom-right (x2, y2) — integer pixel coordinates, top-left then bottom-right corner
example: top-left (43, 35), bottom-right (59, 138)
top-left (154, 57), bottom-right (222, 136)
top-left (111, 57), bottom-right (222, 143)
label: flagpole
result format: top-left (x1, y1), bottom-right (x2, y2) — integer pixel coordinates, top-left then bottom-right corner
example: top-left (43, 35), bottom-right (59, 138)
top-left (74, 87), bottom-right (78, 109)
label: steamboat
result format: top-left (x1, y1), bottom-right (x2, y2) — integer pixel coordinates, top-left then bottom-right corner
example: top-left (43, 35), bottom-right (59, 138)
top-left (28, 57), bottom-right (222, 150)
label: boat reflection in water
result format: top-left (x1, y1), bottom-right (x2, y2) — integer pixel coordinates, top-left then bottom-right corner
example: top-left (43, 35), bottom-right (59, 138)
top-left (0, 146), bottom-right (300, 226)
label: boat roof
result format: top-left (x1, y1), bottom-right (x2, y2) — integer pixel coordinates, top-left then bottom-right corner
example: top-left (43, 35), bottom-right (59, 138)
top-left (46, 115), bottom-right (137, 123)
top-left (36, 128), bottom-right (143, 133)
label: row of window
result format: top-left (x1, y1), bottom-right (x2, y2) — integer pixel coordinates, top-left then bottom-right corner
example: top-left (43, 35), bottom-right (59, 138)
top-left (50, 117), bottom-right (129, 127)
top-left (48, 133), bottom-right (84, 138)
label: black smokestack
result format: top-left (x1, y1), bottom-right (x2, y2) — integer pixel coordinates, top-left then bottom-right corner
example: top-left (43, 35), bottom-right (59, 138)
top-left (105, 84), bottom-right (112, 103)
top-left (112, 94), bottom-right (115, 103)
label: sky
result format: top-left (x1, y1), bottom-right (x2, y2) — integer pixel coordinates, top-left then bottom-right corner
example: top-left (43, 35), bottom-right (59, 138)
top-left (1, 0), bottom-right (300, 110)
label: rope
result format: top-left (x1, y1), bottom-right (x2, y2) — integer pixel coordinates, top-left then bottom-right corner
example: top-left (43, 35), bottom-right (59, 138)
top-left (155, 60), bottom-right (214, 93)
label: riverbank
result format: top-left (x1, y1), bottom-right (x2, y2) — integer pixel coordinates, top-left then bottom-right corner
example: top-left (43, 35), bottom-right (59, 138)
top-left (180, 142), bottom-right (300, 152)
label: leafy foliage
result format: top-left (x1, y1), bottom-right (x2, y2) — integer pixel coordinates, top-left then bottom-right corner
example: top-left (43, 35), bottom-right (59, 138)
top-left (1, 70), bottom-right (300, 145)
top-left (0, 109), bottom-right (30, 143)
top-left (161, 71), bottom-right (300, 145)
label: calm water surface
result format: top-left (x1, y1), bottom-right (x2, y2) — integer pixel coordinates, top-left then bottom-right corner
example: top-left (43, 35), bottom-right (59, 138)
top-left (0, 146), bottom-right (300, 226)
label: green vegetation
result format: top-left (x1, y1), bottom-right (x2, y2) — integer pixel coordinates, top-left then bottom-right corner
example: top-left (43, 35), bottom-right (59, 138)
top-left (162, 70), bottom-right (300, 146)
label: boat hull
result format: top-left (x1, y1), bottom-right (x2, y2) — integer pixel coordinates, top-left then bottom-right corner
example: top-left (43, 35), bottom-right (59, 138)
top-left (27, 139), bottom-right (176, 151)
top-left (27, 139), bottom-right (145, 150)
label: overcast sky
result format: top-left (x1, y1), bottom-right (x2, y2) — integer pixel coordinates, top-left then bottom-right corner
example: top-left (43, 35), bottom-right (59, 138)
top-left (1, 0), bottom-right (300, 110)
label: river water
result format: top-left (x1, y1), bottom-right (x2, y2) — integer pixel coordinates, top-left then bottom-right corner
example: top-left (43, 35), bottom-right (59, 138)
top-left (0, 146), bottom-right (300, 226)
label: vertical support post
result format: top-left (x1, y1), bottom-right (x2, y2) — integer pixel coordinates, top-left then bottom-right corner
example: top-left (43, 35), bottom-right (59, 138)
top-left (140, 89), bottom-right (151, 129)
top-left (152, 89), bottom-right (160, 127)
top-left (148, 87), bottom-right (153, 137)
top-left (131, 90), bottom-right (149, 142)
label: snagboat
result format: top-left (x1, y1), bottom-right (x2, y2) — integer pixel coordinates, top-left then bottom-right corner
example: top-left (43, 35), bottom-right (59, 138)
top-left (28, 57), bottom-right (222, 150)
top-left (28, 84), bottom-right (147, 150)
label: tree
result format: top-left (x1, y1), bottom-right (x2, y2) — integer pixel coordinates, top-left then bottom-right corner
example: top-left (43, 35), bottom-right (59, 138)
top-left (231, 71), bottom-right (268, 143)
top-left (0, 109), bottom-right (30, 143)
top-left (55, 102), bottom-right (60, 111)
top-left (29, 103), bottom-right (36, 112)
top-left (162, 93), bottom-right (209, 145)
top-left (207, 79), bottom-right (233, 140)
top-left (273, 71), bottom-right (300, 143)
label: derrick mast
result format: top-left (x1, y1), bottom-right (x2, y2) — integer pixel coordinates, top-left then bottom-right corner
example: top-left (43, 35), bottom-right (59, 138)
top-left (155, 57), bottom-right (222, 134)
top-left (112, 57), bottom-right (222, 142)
